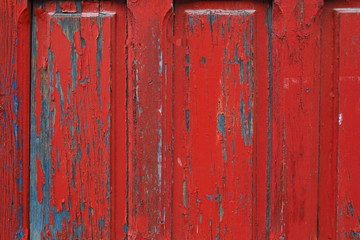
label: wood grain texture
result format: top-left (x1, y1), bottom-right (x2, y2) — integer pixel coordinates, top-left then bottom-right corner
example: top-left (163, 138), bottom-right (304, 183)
top-left (270, 0), bottom-right (323, 239)
top-left (30, 1), bottom-right (126, 239)
top-left (0, 0), bottom-right (30, 239)
top-left (172, 1), bottom-right (270, 239)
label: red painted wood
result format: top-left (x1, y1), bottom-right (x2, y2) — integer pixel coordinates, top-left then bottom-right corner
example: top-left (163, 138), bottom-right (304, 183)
top-left (320, 2), bottom-right (360, 239)
top-left (0, 0), bottom-right (30, 239)
top-left (172, 2), bottom-right (270, 239)
top-left (270, 0), bottom-right (323, 239)
top-left (336, 11), bottom-right (360, 237)
top-left (30, 1), bottom-right (126, 239)
top-left (127, 0), bottom-right (173, 238)
top-left (3, 0), bottom-right (360, 239)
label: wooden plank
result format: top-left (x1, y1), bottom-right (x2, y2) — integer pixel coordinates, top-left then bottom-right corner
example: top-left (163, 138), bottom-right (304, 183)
top-left (30, 1), bottom-right (126, 239)
top-left (0, 0), bottom-right (30, 239)
top-left (319, 3), bottom-right (360, 239)
top-left (337, 10), bottom-right (360, 238)
top-left (126, 0), bottom-right (173, 238)
top-left (172, 2), bottom-right (270, 239)
top-left (98, 2), bottom-right (128, 238)
top-left (318, 3), bottom-right (339, 238)
top-left (270, 0), bottom-right (323, 238)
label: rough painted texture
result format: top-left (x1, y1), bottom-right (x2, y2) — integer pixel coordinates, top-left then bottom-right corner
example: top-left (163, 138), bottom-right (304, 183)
top-left (30, 1), bottom-right (126, 239)
top-left (4, 0), bottom-right (360, 239)
top-left (172, 2), bottom-right (269, 239)
top-left (127, 0), bottom-right (173, 238)
top-left (270, 0), bottom-right (322, 239)
top-left (319, 2), bottom-right (360, 239)
top-left (0, 0), bottom-right (30, 239)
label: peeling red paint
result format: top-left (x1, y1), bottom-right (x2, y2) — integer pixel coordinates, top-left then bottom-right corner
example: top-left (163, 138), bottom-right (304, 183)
top-left (3, 0), bottom-right (360, 239)
top-left (172, 2), bottom-right (269, 239)
top-left (59, 2), bottom-right (77, 13)
top-left (30, 1), bottom-right (126, 239)
top-left (0, 0), bottom-right (30, 239)
top-left (127, 0), bottom-right (173, 238)
top-left (270, 0), bottom-right (322, 238)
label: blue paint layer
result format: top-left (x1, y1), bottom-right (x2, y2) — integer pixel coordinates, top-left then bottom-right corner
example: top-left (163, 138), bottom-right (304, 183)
top-left (185, 110), bottom-right (190, 132)
top-left (123, 225), bottom-right (129, 234)
top-left (217, 114), bottom-right (226, 136)
top-left (240, 94), bottom-right (252, 146)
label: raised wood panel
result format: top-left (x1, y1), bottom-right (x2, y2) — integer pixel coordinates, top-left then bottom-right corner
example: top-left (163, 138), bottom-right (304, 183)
top-left (172, 2), bottom-right (270, 239)
top-left (30, 2), bottom-right (126, 239)
top-left (336, 9), bottom-right (360, 238)
top-left (320, 2), bottom-right (360, 239)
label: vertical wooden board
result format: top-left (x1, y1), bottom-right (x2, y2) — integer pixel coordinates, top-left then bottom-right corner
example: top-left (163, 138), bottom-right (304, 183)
top-left (319, 2), bottom-right (360, 239)
top-left (320, 6), bottom-right (360, 239)
top-left (30, 1), bottom-right (127, 239)
top-left (270, 0), bottom-right (322, 238)
top-left (173, 2), bottom-right (269, 239)
top-left (127, 0), bottom-right (173, 238)
top-left (0, 0), bottom-right (30, 239)
top-left (99, 1), bottom-right (128, 239)
top-left (337, 10), bottom-right (360, 238)
top-left (319, 3), bottom-right (339, 239)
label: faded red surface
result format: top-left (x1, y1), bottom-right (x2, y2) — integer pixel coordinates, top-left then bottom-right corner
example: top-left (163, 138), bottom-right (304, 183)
top-left (1, 0), bottom-right (360, 239)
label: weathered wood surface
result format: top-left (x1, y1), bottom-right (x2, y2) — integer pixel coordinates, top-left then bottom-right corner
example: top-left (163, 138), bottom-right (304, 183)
top-left (126, 0), bottom-right (173, 238)
top-left (172, 2), bottom-right (270, 239)
top-left (3, 0), bottom-right (360, 239)
top-left (30, 1), bottom-right (126, 239)
top-left (319, 1), bottom-right (360, 239)
top-left (270, 0), bottom-right (322, 238)
top-left (0, 0), bottom-right (30, 239)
